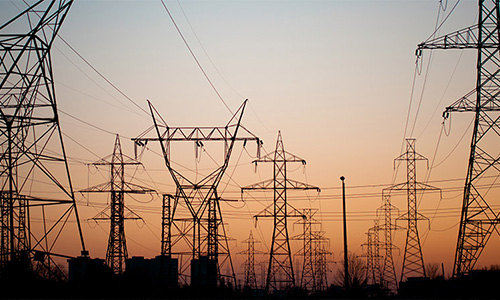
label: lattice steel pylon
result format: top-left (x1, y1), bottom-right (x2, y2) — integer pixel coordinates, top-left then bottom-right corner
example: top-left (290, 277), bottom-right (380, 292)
top-left (81, 135), bottom-right (153, 274)
top-left (312, 232), bottom-right (330, 292)
top-left (241, 131), bottom-right (320, 293)
top-left (376, 194), bottom-right (400, 293)
top-left (293, 208), bottom-right (319, 292)
top-left (389, 138), bottom-right (439, 282)
top-left (240, 230), bottom-right (260, 289)
top-left (417, 0), bottom-right (500, 278)
top-left (133, 100), bottom-right (260, 287)
top-left (0, 0), bottom-right (87, 278)
top-left (362, 221), bottom-right (382, 286)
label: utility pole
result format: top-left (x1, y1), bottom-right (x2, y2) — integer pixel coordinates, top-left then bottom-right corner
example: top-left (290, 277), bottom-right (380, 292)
top-left (340, 176), bottom-right (349, 291)
top-left (0, 0), bottom-right (87, 278)
top-left (134, 100), bottom-right (260, 288)
top-left (242, 131), bottom-right (320, 293)
top-left (416, 0), bottom-right (500, 278)
top-left (81, 135), bottom-right (153, 275)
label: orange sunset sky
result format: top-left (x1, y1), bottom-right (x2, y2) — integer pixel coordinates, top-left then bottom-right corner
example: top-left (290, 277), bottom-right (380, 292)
top-left (2, 0), bottom-right (498, 284)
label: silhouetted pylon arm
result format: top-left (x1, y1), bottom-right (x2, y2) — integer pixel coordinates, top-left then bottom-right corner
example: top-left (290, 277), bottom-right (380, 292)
top-left (241, 179), bottom-right (320, 192)
top-left (417, 25), bottom-right (482, 50)
top-left (80, 182), bottom-right (154, 194)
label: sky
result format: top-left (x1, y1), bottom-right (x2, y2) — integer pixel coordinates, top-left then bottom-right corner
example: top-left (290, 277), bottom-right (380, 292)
top-left (2, 0), bottom-right (499, 283)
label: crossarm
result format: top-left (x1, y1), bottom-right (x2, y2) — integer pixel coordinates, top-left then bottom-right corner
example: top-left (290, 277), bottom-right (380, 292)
top-left (417, 25), bottom-right (481, 51)
top-left (241, 179), bottom-right (320, 192)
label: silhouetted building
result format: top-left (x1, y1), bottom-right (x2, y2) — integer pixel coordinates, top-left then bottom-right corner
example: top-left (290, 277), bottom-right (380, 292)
top-left (191, 256), bottom-right (217, 288)
top-left (125, 255), bottom-right (178, 287)
top-left (68, 256), bottom-right (112, 284)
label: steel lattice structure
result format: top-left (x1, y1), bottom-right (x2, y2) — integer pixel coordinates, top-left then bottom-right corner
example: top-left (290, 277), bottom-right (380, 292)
top-left (312, 232), bottom-right (330, 292)
top-left (417, 0), bottom-right (500, 277)
top-left (293, 209), bottom-right (319, 292)
top-left (0, 0), bottom-right (87, 278)
top-left (134, 100), bottom-right (260, 287)
top-left (388, 139), bottom-right (439, 282)
top-left (362, 221), bottom-right (382, 287)
top-left (242, 131), bottom-right (320, 293)
top-left (161, 194), bottom-right (174, 257)
top-left (376, 194), bottom-right (400, 293)
top-left (240, 230), bottom-right (260, 289)
top-left (81, 135), bottom-right (153, 274)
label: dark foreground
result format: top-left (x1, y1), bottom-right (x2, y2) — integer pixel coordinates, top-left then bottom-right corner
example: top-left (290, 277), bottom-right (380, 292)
top-left (1, 265), bottom-right (499, 299)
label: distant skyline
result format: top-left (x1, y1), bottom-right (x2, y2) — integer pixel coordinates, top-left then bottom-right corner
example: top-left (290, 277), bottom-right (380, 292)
top-left (1, 0), bottom-right (497, 282)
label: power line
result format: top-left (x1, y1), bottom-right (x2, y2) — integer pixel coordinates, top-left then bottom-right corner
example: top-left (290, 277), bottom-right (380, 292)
top-left (56, 35), bottom-right (150, 116)
top-left (175, 0), bottom-right (245, 100)
top-left (159, 0), bottom-right (233, 114)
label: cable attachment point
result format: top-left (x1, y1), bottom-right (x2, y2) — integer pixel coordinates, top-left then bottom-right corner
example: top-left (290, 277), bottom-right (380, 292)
top-left (442, 110), bottom-right (450, 119)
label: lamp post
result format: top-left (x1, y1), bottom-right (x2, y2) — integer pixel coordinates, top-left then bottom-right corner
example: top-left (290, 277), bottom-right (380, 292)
top-left (341, 176), bottom-right (349, 291)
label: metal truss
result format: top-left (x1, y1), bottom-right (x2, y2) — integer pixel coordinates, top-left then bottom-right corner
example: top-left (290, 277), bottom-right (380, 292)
top-left (81, 135), bottom-right (153, 275)
top-left (293, 209), bottom-right (319, 292)
top-left (362, 220), bottom-right (382, 286)
top-left (388, 139), bottom-right (440, 281)
top-left (241, 131), bottom-right (320, 293)
top-left (376, 194), bottom-right (400, 293)
top-left (0, 0), bottom-right (87, 279)
top-left (293, 209), bottom-right (330, 293)
top-left (312, 232), bottom-right (330, 292)
top-left (417, 0), bottom-right (500, 277)
top-left (134, 100), bottom-right (260, 287)
top-left (240, 230), bottom-right (261, 289)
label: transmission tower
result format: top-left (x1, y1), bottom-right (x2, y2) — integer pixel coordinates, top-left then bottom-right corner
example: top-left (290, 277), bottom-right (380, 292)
top-left (292, 209), bottom-right (318, 292)
top-left (362, 221), bottom-right (382, 286)
top-left (416, 0), bottom-right (500, 277)
top-left (81, 135), bottom-right (153, 274)
top-left (240, 230), bottom-right (261, 289)
top-left (389, 138), bottom-right (439, 282)
top-left (313, 233), bottom-right (330, 292)
top-left (0, 0), bottom-right (87, 278)
top-left (241, 131), bottom-right (320, 293)
top-left (133, 100), bottom-right (260, 288)
top-left (376, 194), bottom-right (400, 293)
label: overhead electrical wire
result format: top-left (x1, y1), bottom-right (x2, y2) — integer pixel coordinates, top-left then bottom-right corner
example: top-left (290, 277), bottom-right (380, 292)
top-left (416, 49), bottom-right (465, 139)
top-left (56, 35), bottom-right (150, 116)
top-left (400, 0), bottom-right (451, 157)
top-left (175, 0), bottom-right (245, 100)
top-left (159, 0), bottom-right (233, 114)
top-left (423, 0), bottom-right (462, 44)
top-left (58, 109), bottom-right (120, 137)
top-left (53, 48), bottom-right (147, 118)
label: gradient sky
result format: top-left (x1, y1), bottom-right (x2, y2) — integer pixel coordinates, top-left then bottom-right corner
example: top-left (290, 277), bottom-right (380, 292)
top-left (3, 0), bottom-right (497, 281)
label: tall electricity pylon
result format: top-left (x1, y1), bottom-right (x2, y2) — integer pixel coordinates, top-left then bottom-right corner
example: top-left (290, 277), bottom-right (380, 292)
top-left (376, 194), bottom-right (400, 293)
top-left (0, 0), bottom-right (87, 277)
top-left (240, 230), bottom-right (260, 289)
top-left (133, 100), bottom-right (260, 287)
top-left (389, 138), bottom-right (439, 282)
top-left (362, 221), bottom-right (382, 286)
top-left (241, 131), bottom-right (320, 293)
top-left (293, 209), bottom-right (319, 292)
top-left (417, 0), bottom-right (500, 277)
top-left (312, 232), bottom-right (330, 292)
top-left (82, 135), bottom-right (153, 275)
